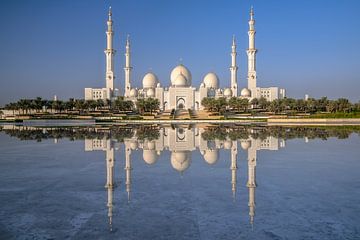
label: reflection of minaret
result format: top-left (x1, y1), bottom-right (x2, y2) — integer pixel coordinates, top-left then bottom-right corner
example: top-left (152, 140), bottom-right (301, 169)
top-left (246, 143), bottom-right (257, 227)
top-left (230, 140), bottom-right (238, 200)
top-left (125, 147), bottom-right (132, 203)
top-left (105, 140), bottom-right (115, 230)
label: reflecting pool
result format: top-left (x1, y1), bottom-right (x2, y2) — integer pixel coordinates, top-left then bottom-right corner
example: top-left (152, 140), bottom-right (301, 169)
top-left (0, 125), bottom-right (359, 239)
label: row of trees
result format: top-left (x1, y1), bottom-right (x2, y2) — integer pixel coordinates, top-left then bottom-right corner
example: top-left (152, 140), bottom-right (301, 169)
top-left (4, 97), bottom-right (161, 114)
top-left (201, 96), bottom-right (360, 114)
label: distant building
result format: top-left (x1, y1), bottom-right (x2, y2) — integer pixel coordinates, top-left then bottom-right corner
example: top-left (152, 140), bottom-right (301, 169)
top-left (85, 7), bottom-right (286, 105)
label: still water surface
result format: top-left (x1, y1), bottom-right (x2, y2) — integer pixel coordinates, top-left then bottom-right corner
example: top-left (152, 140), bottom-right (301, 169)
top-left (0, 125), bottom-right (359, 239)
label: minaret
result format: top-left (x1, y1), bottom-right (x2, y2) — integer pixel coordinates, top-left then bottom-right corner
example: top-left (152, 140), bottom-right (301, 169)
top-left (247, 6), bottom-right (257, 96)
top-left (124, 35), bottom-right (132, 97)
top-left (105, 141), bottom-right (115, 230)
top-left (230, 36), bottom-right (238, 97)
top-left (105, 7), bottom-right (116, 98)
top-left (246, 144), bottom-right (257, 227)
top-left (125, 147), bottom-right (132, 203)
top-left (230, 140), bottom-right (238, 200)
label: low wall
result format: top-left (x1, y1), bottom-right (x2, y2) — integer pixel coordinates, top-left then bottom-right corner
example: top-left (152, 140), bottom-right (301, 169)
top-left (268, 118), bottom-right (360, 125)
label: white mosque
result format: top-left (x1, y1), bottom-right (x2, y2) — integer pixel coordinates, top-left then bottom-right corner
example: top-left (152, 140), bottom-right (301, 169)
top-left (85, 7), bottom-right (286, 109)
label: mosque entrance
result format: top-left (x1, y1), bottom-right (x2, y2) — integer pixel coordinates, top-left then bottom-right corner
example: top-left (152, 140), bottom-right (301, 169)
top-left (176, 97), bottom-right (186, 109)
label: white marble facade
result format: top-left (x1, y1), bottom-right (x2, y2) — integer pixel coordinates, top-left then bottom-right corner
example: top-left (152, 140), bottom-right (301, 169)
top-left (85, 7), bottom-right (286, 106)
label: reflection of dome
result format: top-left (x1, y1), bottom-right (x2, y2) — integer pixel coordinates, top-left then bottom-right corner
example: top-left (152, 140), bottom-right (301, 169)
top-left (147, 141), bottom-right (156, 150)
top-left (143, 150), bottom-right (158, 165)
top-left (171, 151), bottom-right (191, 173)
top-left (241, 140), bottom-right (251, 150)
top-left (170, 64), bottom-right (192, 86)
top-left (223, 140), bottom-right (232, 149)
top-left (173, 73), bottom-right (187, 87)
top-left (203, 72), bottom-right (219, 89)
top-left (241, 88), bottom-right (251, 97)
top-left (224, 88), bottom-right (232, 97)
top-left (142, 73), bottom-right (159, 89)
top-left (146, 88), bottom-right (155, 97)
top-left (129, 88), bottom-right (138, 97)
top-left (130, 141), bottom-right (138, 150)
top-left (203, 149), bottom-right (219, 165)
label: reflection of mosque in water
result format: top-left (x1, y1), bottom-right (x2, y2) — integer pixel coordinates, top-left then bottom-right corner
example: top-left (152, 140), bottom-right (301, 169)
top-left (84, 126), bottom-right (286, 229)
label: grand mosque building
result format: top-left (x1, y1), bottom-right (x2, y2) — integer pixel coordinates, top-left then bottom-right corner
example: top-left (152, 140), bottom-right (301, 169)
top-left (85, 7), bottom-right (286, 109)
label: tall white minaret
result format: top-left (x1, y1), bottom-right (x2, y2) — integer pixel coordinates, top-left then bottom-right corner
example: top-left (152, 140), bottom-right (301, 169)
top-left (105, 7), bottom-right (116, 97)
top-left (230, 36), bottom-right (238, 97)
top-left (124, 35), bottom-right (132, 97)
top-left (247, 6), bottom-right (257, 96)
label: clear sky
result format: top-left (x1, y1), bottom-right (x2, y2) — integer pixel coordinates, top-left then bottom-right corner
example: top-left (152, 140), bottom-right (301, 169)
top-left (0, 0), bottom-right (359, 106)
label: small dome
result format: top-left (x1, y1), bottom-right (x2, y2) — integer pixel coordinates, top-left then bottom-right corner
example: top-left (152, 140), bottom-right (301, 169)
top-left (203, 72), bottom-right (219, 89)
top-left (241, 140), bottom-right (251, 150)
top-left (143, 149), bottom-right (158, 165)
top-left (223, 140), bottom-right (233, 149)
top-left (224, 88), bottom-right (232, 97)
top-left (173, 73), bottom-right (187, 87)
top-left (171, 151), bottom-right (191, 173)
top-left (170, 64), bottom-right (192, 86)
top-left (203, 149), bottom-right (219, 165)
top-left (129, 88), bottom-right (138, 97)
top-left (147, 88), bottom-right (155, 97)
top-left (142, 73), bottom-right (159, 89)
top-left (241, 88), bottom-right (251, 97)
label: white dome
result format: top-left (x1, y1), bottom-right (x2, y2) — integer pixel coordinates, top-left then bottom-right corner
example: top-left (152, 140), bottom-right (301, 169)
top-left (203, 149), bottom-right (219, 165)
top-left (143, 149), bottom-right (158, 165)
top-left (171, 151), bottom-right (191, 173)
top-left (170, 64), bottom-right (192, 86)
top-left (203, 72), bottom-right (219, 89)
top-left (241, 88), bottom-right (251, 97)
top-left (223, 140), bottom-right (233, 149)
top-left (241, 140), bottom-right (251, 150)
top-left (129, 88), bottom-right (138, 97)
top-left (146, 88), bottom-right (155, 97)
top-left (224, 88), bottom-right (232, 97)
top-left (173, 73), bottom-right (187, 87)
top-left (142, 73), bottom-right (159, 89)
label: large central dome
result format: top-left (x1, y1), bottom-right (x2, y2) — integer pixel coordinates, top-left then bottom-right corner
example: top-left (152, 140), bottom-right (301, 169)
top-left (170, 64), bottom-right (192, 87)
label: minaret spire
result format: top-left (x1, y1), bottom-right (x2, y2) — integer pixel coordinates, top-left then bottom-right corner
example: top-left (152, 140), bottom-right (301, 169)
top-left (230, 35), bottom-right (238, 97)
top-left (124, 34), bottom-right (132, 97)
top-left (247, 6), bottom-right (257, 98)
top-left (105, 7), bottom-right (116, 98)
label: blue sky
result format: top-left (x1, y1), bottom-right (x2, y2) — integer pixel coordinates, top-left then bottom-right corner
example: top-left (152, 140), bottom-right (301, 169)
top-left (0, 0), bottom-right (359, 106)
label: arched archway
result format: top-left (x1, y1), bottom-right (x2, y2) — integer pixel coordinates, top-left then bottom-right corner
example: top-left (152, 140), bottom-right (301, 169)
top-left (176, 97), bottom-right (185, 109)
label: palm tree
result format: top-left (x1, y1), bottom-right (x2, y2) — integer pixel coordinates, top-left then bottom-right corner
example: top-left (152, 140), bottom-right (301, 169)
top-left (250, 98), bottom-right (259, 108)
top-left (239, 98), bottom-right (249, 112)
top-left (258, 97), bottom-right (269, 110)
top-left (337, 98), bottom-right (351, 113)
